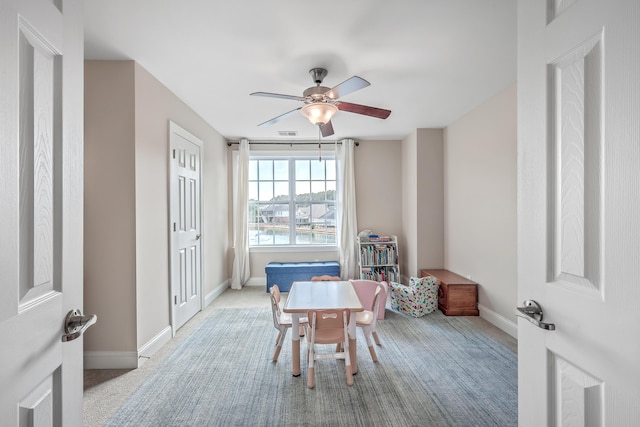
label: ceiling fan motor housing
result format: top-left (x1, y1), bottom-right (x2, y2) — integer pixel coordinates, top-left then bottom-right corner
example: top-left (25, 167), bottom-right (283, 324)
top-left (309, 67), bottom-right (328, 85)
top-left (303, 85), bottom-right (332, 101)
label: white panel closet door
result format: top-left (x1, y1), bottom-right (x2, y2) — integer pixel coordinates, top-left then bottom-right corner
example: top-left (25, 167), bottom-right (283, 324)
top-left (517, 0), bottom-right (640, 425)
top-left (169, 122), bottom-right (203, 331)
top-left (0, 0), bottom-right (85, 425)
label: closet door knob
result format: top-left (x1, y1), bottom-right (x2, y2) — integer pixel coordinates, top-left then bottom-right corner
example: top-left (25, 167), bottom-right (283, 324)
top-left (514, 300), bottom-right (555, 331)
top-left (62, 309), bottom-right (97, 342)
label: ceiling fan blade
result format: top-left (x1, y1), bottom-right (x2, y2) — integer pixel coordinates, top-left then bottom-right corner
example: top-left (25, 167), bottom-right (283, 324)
top-left (337, 102), bottom-right (391, 119)
top-left (320, 121), bottom-right (334, 137)
top-left (324, 76), bottom-right (370, 99)
top-left (257, 107), bottom-right (301, 127)
top-left (251, 92), bottom-right (306, 102)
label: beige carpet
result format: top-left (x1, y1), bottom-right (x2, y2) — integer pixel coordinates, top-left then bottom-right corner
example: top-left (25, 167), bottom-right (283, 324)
top-left (83, 286), bottom-right (269, 427)
top-left (83, 286), bottom-right (516, 426)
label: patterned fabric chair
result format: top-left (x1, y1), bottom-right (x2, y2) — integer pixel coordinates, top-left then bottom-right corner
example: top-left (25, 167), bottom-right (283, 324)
top-left (389, 276), bottom-right (439, 318)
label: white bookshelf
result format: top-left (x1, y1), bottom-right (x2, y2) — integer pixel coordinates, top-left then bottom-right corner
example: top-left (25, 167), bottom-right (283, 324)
top-left (357, 235), bottom-right (400, 283)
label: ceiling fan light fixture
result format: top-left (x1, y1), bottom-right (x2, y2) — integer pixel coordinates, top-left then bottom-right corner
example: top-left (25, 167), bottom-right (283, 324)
top-left (300, 102), bottom-right (338, 125)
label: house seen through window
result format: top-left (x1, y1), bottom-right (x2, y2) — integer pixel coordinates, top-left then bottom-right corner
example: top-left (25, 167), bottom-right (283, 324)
top-left (249, 156), bottom-right (337, 246)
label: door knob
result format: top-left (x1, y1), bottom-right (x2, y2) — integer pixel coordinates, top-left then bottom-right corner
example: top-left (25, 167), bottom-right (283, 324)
top-left (195, 234), bottom-right (201, 240)
top-left (62, 309), bottom-right (97, 342)
top-left (514, 300), bottom-right (556, 331)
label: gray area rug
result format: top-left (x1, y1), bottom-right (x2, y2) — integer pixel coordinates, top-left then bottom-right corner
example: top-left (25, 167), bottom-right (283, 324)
top-left (107, 307), bottom-right (517, 426)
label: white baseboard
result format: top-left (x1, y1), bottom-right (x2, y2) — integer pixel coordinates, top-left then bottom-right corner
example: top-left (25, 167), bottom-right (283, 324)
top-left (84, 351), bottom-right (139, 370)
top-left (85, 280), bottom-right (234, 370)
top-left (478, 304), bottom-right (518, 339)
top-left (84, 326), bottom-right (173, 369)
top-left (205, 280), bottom-right (230, 307)
top-left (137, 326), bottom-right (172, 367)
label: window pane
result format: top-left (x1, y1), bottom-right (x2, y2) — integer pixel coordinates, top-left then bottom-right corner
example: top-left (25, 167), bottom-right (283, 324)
top-left (295, 160), bottom-right (310, 180)
top-left (248, 182), bottom-right (258, 201)
top-left (325, 159), bottom-right (336, 180)
top-left (273, 181), bottom-right (288, 200)
top-left (295, 181), bottom-right (310, 200)
top-left (326, 181), bottom-right (336, 200)
top-left (295, 203), bottom-right (310, 226)
top-left (250, 222), bottom-right (291, 245)
top-left (249, 160), bottom-right (258, 180)
top-left (258, 181), bottom-right (273, 202)
top-left (264, 203), bottom-right (289, 224)
top-left (298, 203), bottom-right (336, 244)
top-left (248, 202), bottom-right (262, 245)
top-left (310, 160), bottom-right (326, 180)
top-left (294, 203), bottom-right (310, 244)
top-left (258, 160), bottom-right (273, 180)
top-left (247, 155), bottom-right (338, 247)
top-left (273, 160), bottom-right (288, 180)
top-left (311, 181), bottom-right (325, 200)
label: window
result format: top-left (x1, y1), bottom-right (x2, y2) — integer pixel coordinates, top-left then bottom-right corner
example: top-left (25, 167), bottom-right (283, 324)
top-left (248, 155), bottom-right (337, 246)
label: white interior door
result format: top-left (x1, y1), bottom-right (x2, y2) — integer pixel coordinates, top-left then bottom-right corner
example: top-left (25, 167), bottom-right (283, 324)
top-left (169, 122), bottom-right (203, 332)
top-left (0, 0), bottom-right (85, 425)
top-left (518, 0), bottom-right (640, 425)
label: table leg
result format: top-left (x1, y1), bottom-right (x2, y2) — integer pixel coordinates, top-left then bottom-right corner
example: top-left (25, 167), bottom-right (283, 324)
top-left (348, 313), bottom-right (357, 374)
top-left (291, 315), bottom-right (301, 376)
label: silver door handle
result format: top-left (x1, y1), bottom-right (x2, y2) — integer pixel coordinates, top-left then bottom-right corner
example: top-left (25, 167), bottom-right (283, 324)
top-left (195, 234), bottom-right (201, 240)
top-left (62, 309), bottom-right (97, 342)
top-left (514, 300), bottom-right (556, 331)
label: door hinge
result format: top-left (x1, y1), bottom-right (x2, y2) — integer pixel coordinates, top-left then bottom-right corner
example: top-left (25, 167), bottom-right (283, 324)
top-left (173, 222), bottom-right (176, 232)
top-left (174, 295), bottom-right (177, 305)
top-left (173, 149), bottom-right (176, 159)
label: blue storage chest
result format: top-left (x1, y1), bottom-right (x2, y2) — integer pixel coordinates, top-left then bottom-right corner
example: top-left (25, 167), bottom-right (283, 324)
top-left (265, 261), bottom-right (340, 292)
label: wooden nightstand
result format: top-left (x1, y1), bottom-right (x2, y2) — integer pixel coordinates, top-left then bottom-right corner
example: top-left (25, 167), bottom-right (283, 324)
top-left (419, 269), bottom-right (479, 316)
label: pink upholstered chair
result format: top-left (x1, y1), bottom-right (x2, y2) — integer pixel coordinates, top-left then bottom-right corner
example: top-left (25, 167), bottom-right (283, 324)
top-left (350, 279), bottom-right (388, 320)
top-left (311, 275), bottom-right (341, 281)
top-left (355, 285), bottom-right (384, 362)
top-left (269, 285), bottom-right (307, 362)
top-left (306, 309), bottom-right (353, 389)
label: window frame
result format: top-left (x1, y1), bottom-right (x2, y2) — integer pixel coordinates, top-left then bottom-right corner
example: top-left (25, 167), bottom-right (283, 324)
top-left (244, 149), bottom-right (339, 250)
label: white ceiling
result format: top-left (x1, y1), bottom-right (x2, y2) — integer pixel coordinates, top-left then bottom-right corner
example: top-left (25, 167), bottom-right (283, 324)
top-left (84, 0), bottom-right (516, 142)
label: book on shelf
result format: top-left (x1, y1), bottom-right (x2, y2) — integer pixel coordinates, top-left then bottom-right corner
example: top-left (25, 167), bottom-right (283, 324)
top-left (360, 266), bottom-right (398, 282)
top-left (359, 235), bottom-right (392, 242)
top-left (358, 234), bottom-right (400, 282)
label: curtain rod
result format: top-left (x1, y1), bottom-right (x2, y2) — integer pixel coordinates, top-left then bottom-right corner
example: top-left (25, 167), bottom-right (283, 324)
top-left (226, 140), bottom-right (359, 147)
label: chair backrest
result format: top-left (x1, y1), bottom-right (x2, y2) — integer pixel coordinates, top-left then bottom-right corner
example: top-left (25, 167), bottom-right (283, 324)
top-left (308, 309), bottom-right (350, 344)
top-left (350, 279), bottom-right (388, 319)
top-left (270, 285), bottom-right (283, 327)
top-left (311, 275), bottom-right (341, 281)
top-left (369, 286), bottom-right (383, 328)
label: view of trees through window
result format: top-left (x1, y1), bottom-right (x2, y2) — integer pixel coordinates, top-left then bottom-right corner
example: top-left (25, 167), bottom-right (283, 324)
top-left (248, 157), bottom-right (337, 246)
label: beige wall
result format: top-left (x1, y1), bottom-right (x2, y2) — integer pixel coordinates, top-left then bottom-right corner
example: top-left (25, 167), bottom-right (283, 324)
top-left (401, 129), bottom-right (445, 279)
top-left (84, 61), bottom-right (137, 352)
top-left (417, 129), bottom-right (445, 274)
top-left (354, 140), bottom-right (403, 238)
top-left (84, 60), bottom-right (229, 360)
top-left (401, 130), bottom-right (418, 279)
top-left (444, 83), bottom-right (517, 328)
top-left (133, 63), bottom-right (228, 348)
